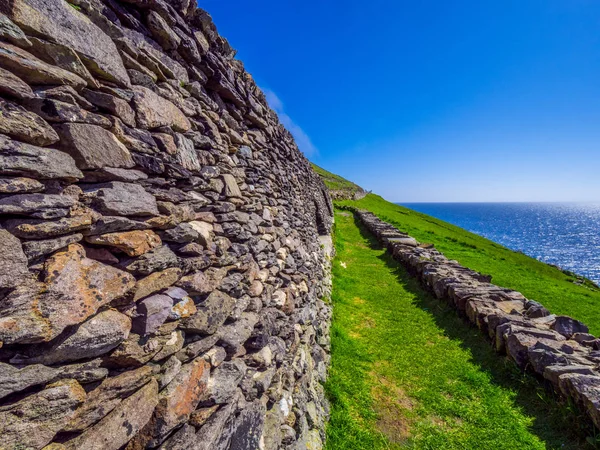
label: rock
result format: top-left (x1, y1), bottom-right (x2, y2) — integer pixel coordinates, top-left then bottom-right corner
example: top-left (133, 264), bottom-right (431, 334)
top-left (0, 193), bottom-right (75, 219)
top-left (0, 66), bottom-right (33, 99)
top-left (133, 267), bottom-right (182, 301)
top-left (10, 310), bottom-right (131, 365)
top-left (140, 358), bottom-right (210, 446)
top-left (176, 267), bottom-right (227, 295)
top-left (180, 290), bottom-right (235, 335)
top-left (25, 97), bottom-right (111, 126)
top-left (64, 365), bottom-right (153, 432)
top-left (105, 323), bottom-right (178, 368)
top-left (189, 405), bottom-right (220, 427)
top-left (4, 214), bottom-right (93, 239)
top-left (83, 89), bottom-right (136, 127)
top-left (175, 334), bottom-right (220, 363)
top-left (0, 99), bottom-right (59, 146)
top-left (63, 379), bottom-right (159, 450)
top-left (86, 182), bottom-right (159, 216)
top-left (218, 312), bottom-right (259, 353)
top-left (132, 85), bottom-right (191, 132)
top-left (174, 132), bottom-right (201, 171)
top-left (159, 355), bottom-right (182, 389)
top-left (0, 134), bottom-right (83, 181)
top-left (163, 222), bottom-right (201, 243)
top-left (22, 232), bottom-right (83, 260)
top-left (147, 10), bottom-right (181, 50)
top-left (551, 316), bottom-right (589, 339)
top-left (0, 176), bottom-right (44, 194)
top-left (0, 13), bottom-right (32, 47)
top-left (227, 400), bottom-right (266, 450)
top-left (205, 359), bottom-right (247, 405)
top-left (1, 0), bottom-right (130, 86)
top-left (119, 244), bottom-right (180, 275)
top-left (158, 423), bottom-right (196, 450)
top-left (194, 401), bottom-right (236, 450)
top-left (133, 294), bottom-right (173, 336)
top-left (27, 37), bottom-right (97, 88)
top-left (0, 244), bottom-right (134, 344)
top-left (83, 168), bottom-right (149, 183)
top-left (0, 362), bottom-right (58, 400)
top-left (169, 296), bottom-right (197, 320)
top-left (86, 229), bottom-right (162, 257)
top-left (0, 379), bottom-right (86, 450)
top-left (55, 359), bottom-right (109, 384)
top-left (86, 215), bottom-right (150, 235)
top-left (0, 228), bottom-right (29, 289)
top-left (222, 173), bottom-right (242, 198)
top-left (55, 123), bottom-right (135, 170)
top-left (0, 41), bottom-right (86, 87)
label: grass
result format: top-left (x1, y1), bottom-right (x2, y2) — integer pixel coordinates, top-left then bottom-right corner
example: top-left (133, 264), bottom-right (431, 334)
top-left (325, 210), bottom-right (594, 449)
top-left (312, 163), bottom-right (365, 195)
top-left (335, 193), bottom-right (600, 335)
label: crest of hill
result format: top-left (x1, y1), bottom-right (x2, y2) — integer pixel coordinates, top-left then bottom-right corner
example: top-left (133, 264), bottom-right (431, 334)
top-left (311, 163), bottom-right (368, 200)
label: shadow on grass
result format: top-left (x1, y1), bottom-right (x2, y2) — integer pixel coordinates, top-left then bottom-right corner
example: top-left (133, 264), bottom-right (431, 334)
top-left (353, 215), bottom-right (595, 450)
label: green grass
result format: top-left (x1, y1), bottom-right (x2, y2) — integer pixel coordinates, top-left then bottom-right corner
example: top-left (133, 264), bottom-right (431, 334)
top-left (312, 163), bottom-right (365, 195)
top-left (336, 194), bottom-right (600, 335)
top-left (326, 210), bottom-right (594, 449)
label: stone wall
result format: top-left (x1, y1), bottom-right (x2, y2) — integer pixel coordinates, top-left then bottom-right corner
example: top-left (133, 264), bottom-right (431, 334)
top-left (0, 1), bottom-right (333, 448)
top-left (353, 208), bottom-right (600, 431)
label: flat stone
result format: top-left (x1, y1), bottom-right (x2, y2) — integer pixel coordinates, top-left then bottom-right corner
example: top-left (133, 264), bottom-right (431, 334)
top-left (180, 290), bottom-right (235, 335)
top-left (86, 182), bottom-right (159, 216)
top-left (133, 294), bottom-right (173, 336)
top-left (544, 364), bottom-right (596, 386)
top-left (119, 244), bottom-right (180, 275)
top-left (132, 85), bottom-right (191, 132)
top-left (4, 214), bottom-right (93, 239)
top-left (158, 423), bottom-right (196, 450)
top-left (83, 168), bottom-right (149, 183)
top-left (55, 123), bottom-right (135, 170)
top-left (86, 215), bottom-right (150, 235)
top-left (169, 296), bottom-right (197, 320)
top-left (0, 41), bottom-right (86, 87)
top-left (147, 10), bottom-right (180, 50)
top-left (64, 365), bottom-right (153, 432)
top-left (0, 228), bottom-right (29, 289)
top-left (194, 401), bottom-right (236, 450)
top-left (176, 267), bottom-right (227, 295)
top-left (551, 315), bottom-right (589, 339)
top-left (10, 309), bottom-right (131, 365)
top-left (86, 229), bottom-right (162, 257)
top-left (63, 379), bottom-right (159, 450)
top-left (175, 334), bottom-right (220, 363)
top-left (83, 89), bottom-right (136, 127)
top-left (25, 97), bottom-right (112, 126)
top-left (2, 0), bottom-right (130, 86)
top-left (0, 362), bottom-right (58, 400)
top-left (0, 176), bottom-right (44, 194)
top-left (133, 267), bottom-right (182, 301)
top-left (0, 193), bottom-right (75, 219)
top-left (0, 66), bottom-right (34, 99)
top-left (105, 323), bottom-right (178, 368)
top-left (222, 173), bottom-right (242, 198)
top-left (0, 379), bottom-right (86, 450)
top-left (55, 359), bottom-right (109, 385)
top-left (0, 134), bottom-right (83, 181)
top-left (174, 132), bottom-right (201, 171)
top-left (557, 373), bottom-right (600, 428)
top-left (227, 400), bottom-right (266, 450)
top-left (205, 359), bottom-right (247, 405)
top-left (0, 99), bottom-right (59, 146)
top-left (22, 232), bottom-right (83, 260)
top-left (218, 312), bottom-right (259, 353)
top-left (0, 13), bottom-right (32, 47)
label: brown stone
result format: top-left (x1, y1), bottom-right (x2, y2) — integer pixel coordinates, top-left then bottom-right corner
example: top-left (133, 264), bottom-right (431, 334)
top-left (0, 176), bottom-right (44, 194)
top-left (86, 230), bottom-right (162, 257)
top-left (133, 267), bottom-right (183, 302)
top-left (0, 99), bottom-right (59, 146)
top-left (0, 66), bottom-right (33, 99)
top-left (132, 85), bottom-right (191, 132)
top-left (4, 214), bottom-right (93, 239)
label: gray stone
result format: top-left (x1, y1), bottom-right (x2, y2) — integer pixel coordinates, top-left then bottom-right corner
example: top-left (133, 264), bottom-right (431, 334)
top-left (133, 294), bottom-right (173, 336)
top-left (55, 123), bottom-right (135, 170)
top-left (119, 244), bottom-right (180, 275)
top-left (0, 66), bottom-right (33, 99)
top-left (0, 13), bottom-right (31, 47)
top-left (86, 215), bottom-right (150, 235)
top-left (227, 400), bottom-right (266, 450)
top-left (174, 132), bottom-right (201, 171)
top-left (25, 97), bottom-right (112, 126)
top-left (147, 10), bottom-right (181, 50)
top-left (0, 41), bottom-right (86, 87)
top-left (0, 362), bottom-right (58, 400)
top-left (0, 99), bottom-right (59, 146)
top-left (1, 0), bottom-right (131, 86)
top-left (205, 359), bottom-right (247, 405)
top-left (218, 312), bottom-right (259, 353)
top-left (0, 193), bottom-right (75, 219)
top-left (175, 334), bottom-right (220, 363)
top-left (56, 359), bottom-right (109, 384)
top-left (83, 89), bottom-right (136, 127)
top-left (163, 222), bottom-right (201, 243)
top-left (0, 228), bottom-right (29, 289)
top-left (551, 315), bottom-right (589, 339)
top-left (86, 181), bottom-right (159, 216)
top-left (222, 173), bottom-right (242, 197)
top-left (4, 214), bottom-right (93, 239)
top-left (180, 290), bottom-right (235, 335)
top-left (0, 134), bottom-right (83, 181)
top-left (159, 355), bottom-right (182, 390)
top-left (194, 401), bottom-right (237, 450)
top-left (10, 310), bottom-right (131, 365)
top-left (132, 85), bottom-right (191, 132)
top-left (0, 176), bottom-right (44, 194)
top-left (22, 232), bottom-right (83, 260)
top-left (83, 167), bottom-right (149, 183)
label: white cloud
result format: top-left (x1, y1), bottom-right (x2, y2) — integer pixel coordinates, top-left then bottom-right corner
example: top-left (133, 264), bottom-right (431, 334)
top-left (263, 88), bottom-right (318, 157)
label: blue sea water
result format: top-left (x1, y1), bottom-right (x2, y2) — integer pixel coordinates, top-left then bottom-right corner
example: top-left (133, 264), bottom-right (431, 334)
top-left (400, 202), bottom-right (600, 284)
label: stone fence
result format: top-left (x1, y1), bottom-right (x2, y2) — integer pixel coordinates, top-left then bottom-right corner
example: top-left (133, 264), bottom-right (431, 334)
top-left (0, 1), bottom-right (333, 449)
top-left (352, 208), bottom-right (600, 431)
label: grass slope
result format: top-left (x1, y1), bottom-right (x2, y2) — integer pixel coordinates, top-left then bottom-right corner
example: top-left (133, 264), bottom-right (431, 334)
top-left (326, 210), bottom-right (592, 449)
top-left (311, 164), bottom-right (365, 195)
top-left (336, 194), bottom-right (600, 335)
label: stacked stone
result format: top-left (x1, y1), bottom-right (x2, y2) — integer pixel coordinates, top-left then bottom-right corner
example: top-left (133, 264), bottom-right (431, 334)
top-left (0, 1), bottom-right (333, 449)
top-left (353, 208), bottom-right (600, 430)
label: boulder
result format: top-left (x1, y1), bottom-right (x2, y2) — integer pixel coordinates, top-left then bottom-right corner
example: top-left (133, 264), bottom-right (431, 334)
top-left (180, 290), bottom-right (235, 335)
top-left (86, 229), bottom-right (162, 257)
top-left (132, 85), bottom-right (191, 132)
top-left (1, 0), bottom-right (130, 86)
top-left (0, 193), bottom-right (75, 219)
top-left (0, 41), bottom-right (86, 87)
top-left (0, 228), bottom-right (29, 289)
top-left (0, 99), bottom-right (59, 146)
top-left (10, 310), bottom-right (131, 365)
top-left (86, 182), bottom-right (159, 216)
top-left (55, 123), bottom-right (135, 170)
top-left (551, 316), bottom-right (589, 339)
top-left (63, 379), bottom-right (159, 450)
top-left (0, 134), bottom-right (83, 181)
top-left (0, 379), bottom-right (86, 450)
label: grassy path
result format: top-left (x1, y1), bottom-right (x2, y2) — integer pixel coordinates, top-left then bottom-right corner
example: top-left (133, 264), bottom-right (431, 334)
top-left (325, 210), bottom-right (591, 449)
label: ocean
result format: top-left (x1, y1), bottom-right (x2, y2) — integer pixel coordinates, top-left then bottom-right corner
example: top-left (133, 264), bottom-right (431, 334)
top-left (400, 202), bottom-right (600, 284)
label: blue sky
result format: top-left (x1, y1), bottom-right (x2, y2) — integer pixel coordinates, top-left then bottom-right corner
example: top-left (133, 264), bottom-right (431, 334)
top-left (204, 0), bottom-right (600, 202)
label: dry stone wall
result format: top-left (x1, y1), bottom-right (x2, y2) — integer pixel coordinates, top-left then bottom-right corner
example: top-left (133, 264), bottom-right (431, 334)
top-left (354, 208), bottom-right (600, 431)
top-left (0, 1), bottom-right (333, 448)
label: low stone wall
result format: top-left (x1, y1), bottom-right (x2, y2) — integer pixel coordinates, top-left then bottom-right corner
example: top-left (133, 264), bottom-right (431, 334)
top-left (353, 208), bottom-right (600, 430)
top-left (0, 1), bottom-right (333, 449)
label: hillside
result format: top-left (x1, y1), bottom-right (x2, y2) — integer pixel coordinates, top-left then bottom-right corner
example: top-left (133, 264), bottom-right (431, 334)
top-left (311, 164), bottom-right (368, 200)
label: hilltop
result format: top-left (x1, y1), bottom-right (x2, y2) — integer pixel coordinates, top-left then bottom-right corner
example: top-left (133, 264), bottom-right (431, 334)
top-left (311, 163), bottom-right (368, 200)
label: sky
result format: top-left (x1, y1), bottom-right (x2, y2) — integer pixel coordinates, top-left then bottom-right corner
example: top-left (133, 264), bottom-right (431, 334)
top-left (204, 0), bottom-right (600, 202)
